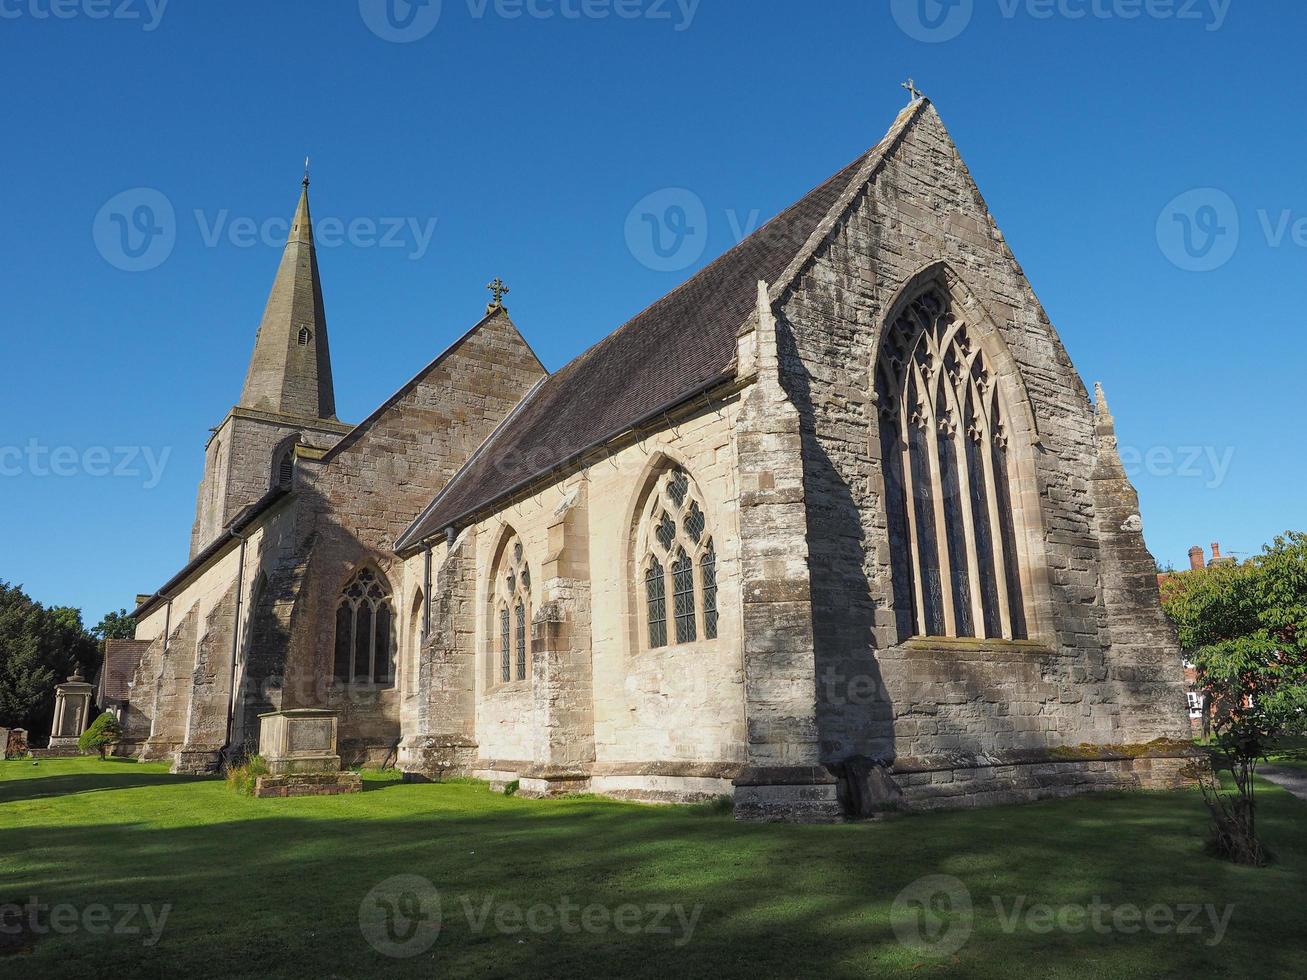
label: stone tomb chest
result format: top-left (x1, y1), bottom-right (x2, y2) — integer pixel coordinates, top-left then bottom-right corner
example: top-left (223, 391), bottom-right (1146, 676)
top-left (258, 708), bottom-right (342, 775)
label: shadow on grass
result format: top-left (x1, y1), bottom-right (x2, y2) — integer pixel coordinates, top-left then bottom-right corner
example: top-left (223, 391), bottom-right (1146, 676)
top-left (0, 769), bottom-right (212, 805)
top-left (3, 769), bottom-right (1306, 979)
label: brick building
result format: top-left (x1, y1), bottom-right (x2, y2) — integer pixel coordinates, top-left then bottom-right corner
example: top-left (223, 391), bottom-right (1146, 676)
top-left (108, 99), bottom-right (1194, 819)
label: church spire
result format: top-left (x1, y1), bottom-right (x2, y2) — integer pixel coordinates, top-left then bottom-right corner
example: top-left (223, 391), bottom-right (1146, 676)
top-left (238, 175), bottom-right (336, 420)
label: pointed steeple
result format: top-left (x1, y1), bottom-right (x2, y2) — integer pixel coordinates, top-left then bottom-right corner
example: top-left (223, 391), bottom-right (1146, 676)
top-left (238, 174), bottom-right (337, 420)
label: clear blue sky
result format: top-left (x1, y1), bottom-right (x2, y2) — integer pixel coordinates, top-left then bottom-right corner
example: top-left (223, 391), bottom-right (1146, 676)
top-left (1, 0), bottom-right (1300, 622)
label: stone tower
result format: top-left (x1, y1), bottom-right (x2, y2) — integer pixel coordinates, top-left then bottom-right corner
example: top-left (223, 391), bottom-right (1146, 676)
top-left (189, 175), bottom-right (351, 557)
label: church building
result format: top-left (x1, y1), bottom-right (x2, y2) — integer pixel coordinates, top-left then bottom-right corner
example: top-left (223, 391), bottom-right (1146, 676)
top-left (108, 98), bottom-right (1194, 820)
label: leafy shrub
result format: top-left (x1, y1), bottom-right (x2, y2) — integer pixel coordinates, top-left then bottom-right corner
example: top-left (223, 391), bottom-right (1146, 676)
top-left (503, 779), bottom-right (519, 797)
top-left (226, 754), bottom-right (270, 796)
top-left (78, 711), bottom-right (123, 759)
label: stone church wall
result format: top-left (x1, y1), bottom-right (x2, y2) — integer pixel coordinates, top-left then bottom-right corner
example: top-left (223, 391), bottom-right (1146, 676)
top-left (776, 103), bottom-right (1192, 806)
top-left (418, 396), bottom-right (747, 801)
top-left (283, 310), bottom-right (547, 764)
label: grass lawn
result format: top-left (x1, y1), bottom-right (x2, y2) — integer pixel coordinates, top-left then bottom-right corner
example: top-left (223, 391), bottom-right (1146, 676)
top-left (2, 760), bottom-right (1305, 978)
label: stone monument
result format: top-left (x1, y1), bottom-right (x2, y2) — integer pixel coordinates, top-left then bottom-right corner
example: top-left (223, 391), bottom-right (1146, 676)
top-left (47, 673), bottom-right (94, 751)
top-left (253, 708), bottom-right (361, 797)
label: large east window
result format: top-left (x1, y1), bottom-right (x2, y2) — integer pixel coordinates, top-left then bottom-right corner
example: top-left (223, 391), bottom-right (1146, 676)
top-left (877, 286), bottom-right (1028, 640)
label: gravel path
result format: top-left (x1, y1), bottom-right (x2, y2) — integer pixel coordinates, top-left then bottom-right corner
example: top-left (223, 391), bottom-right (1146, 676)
top-left (1259, 765), bottom-right (1307, 802)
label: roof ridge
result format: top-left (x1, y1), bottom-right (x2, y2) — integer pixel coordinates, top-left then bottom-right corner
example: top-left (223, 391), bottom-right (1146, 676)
top-left (320, 307), bottom-right (543, 464)
top-left (769, 98), bottom-right (931, 306)
top-left (394, 101), bottom-right (931, 546)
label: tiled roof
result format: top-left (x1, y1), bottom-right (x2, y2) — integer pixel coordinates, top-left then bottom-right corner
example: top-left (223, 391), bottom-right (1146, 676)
top-left (396, 103), bottom-right (926, 551)
top-left (100, 639), bottom-right (149, 700)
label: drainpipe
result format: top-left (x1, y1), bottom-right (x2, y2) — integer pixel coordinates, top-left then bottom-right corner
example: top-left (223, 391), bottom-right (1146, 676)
top-left (221, 530), bottom-right (250, 761)
top-left (422, 545), bottom-right (432, 640)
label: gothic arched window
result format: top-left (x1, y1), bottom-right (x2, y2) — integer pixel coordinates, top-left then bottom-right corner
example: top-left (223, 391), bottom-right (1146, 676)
top-left (639, 467), bottom-right (718, 649)
top-left (876, 287), bottom-right (1028, 641)
top-left (491, 535), bottom-right (532, 685)
top-left (333, 566), bottom-right (395, 686)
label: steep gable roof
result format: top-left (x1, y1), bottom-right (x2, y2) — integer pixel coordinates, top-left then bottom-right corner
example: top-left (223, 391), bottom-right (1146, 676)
top-left (396, 100), bottom-right (929, 552)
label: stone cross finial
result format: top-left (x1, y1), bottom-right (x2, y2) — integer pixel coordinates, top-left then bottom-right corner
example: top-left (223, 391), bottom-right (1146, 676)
top-left (902, 78), bottom-right (923, 103)
top-left (486, 277), bottom-right (510, 313)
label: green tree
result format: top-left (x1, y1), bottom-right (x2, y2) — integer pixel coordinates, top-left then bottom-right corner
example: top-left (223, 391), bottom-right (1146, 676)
top-left (92, 609), bottom-right (137, 644)
top-left (0, 582), bottom-right (99, 734)
top-left (1162, 532), bottom-right (1307, 863)
top-left (78, 710), bottom-right (124, 759)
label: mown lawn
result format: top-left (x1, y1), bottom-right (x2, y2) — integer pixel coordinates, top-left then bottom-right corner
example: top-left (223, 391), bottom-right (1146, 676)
top-left (2, 759), bottom-right (1304, 978)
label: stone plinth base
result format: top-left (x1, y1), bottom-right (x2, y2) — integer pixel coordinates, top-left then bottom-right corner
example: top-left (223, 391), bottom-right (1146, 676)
top-left (398, 735), bottom-right (477, 781)
top-left (30, 746), bottom-right (81, 759)
top-left (886, 751), bottom-right (1207, 812)
top-left (254, 772), bottom-right (363, 798)
top-left (733, 766), bottom-right (843, 823)
top-left (47, 736), bottom-right (81, 751)
top-left (267, 754), bottom-right (342, 776)
top-left (173, 746), bottom-right (223, 774)
top-left (138, 738), bottom-right (181, 763)
top-left (517, 769), bottom-right (591, 798)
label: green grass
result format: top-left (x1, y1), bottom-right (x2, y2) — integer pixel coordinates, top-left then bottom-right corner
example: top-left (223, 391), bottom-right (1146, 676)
top-left (2, 759), bottom-right (1305, 978)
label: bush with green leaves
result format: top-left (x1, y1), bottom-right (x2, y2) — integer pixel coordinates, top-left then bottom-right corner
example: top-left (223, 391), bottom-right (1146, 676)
top-left (1162, 531), bottom-right (1307, 863)
top-left (78, 711), bottom-right (123, 759)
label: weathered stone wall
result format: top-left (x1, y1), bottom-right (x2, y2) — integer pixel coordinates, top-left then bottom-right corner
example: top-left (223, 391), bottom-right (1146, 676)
top-left (189, 408), bottom-right (347, 558)
top-left (275, 309), bottom-right (547, 761)
top-left (774, 101), bottom-right (1192, 801)
top-left (443, 394), bottom-right (747, 800)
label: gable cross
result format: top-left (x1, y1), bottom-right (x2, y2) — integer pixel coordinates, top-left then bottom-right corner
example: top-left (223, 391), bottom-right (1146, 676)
top-left (901, 78), bottom-right (923, 103)
top-left (486, 277), bottom-right (510, 313)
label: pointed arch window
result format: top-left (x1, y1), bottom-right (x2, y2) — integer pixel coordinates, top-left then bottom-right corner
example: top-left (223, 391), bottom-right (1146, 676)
top-left (490, 534), bottom-right (532, 686)
top-left (639, 467), bottom-right (718, 649)
top-left (876, 286), bottom-right (1028, 641)
top-left (333, 566), bottom-right (395, 686)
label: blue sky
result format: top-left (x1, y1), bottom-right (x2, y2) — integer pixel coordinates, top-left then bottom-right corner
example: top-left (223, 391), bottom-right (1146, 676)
top-left (0, 0), bottom-right (1300, 621)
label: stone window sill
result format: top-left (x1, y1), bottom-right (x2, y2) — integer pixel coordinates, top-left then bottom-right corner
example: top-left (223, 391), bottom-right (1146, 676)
top-left (897, 636), bottom-right (1056, 660)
